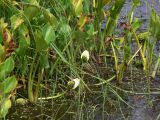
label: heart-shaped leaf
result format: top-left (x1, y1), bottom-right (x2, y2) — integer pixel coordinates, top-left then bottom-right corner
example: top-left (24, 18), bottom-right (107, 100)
top-left (0, 76), bottom-right (17, 94)
top-left (24, 5), bottom-right (39, 20)
top-left (4, 57), bottom-right (14, 73)
top-left (42, 24), bottom-right (55, 45)
top-left (43, 9), bottom-right (58, 29)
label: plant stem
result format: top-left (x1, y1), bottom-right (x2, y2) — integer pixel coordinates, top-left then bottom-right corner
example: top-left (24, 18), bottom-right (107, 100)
top-left (28, 52), bottom-right (37, 103)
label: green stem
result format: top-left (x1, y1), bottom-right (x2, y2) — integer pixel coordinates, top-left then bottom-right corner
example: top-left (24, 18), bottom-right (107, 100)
top-left (34, 67), bottom-right (43, 102)
top-left (28, 52), bottom-right (37, 103)
top-left (132, 30), bottom-right (146, 70)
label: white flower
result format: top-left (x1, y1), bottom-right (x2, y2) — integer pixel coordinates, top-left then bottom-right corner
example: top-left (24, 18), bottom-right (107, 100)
top-left (81, 50), bottom-right (89, 61)
top-left (72, 78), bottom-right (80, 89)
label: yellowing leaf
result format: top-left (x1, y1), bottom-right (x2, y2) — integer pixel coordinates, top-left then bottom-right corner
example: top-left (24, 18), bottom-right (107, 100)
top-left (16, 98), bottom-right (28, 105)
top-left (102, 0), bottom-right (111, 5)
top-left (71, 0), bottom-right (84, 17)
top-left (0, 44), bottom-right (5, 63)
top-left (78, 15), bottom-right (87, 29)
top-left (0, 99), bottom-right (11, 118)
top-left (10, 15), bottom-right (24, 30)
top-left (0, 18), bottom-right (8, 30)
top-left (43, 9), bottom-right (58, 29)
top-left (93, 0), bottom-right (111, 8)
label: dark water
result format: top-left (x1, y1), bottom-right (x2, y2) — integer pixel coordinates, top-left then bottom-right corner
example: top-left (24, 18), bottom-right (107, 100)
top-left (7, 69), bottom-right (160, 120)
top-left (103, 0), bottom-right (160, 32)
top-left (120, 0), bottom-right (160, 30)
top-left (119, 69), bottom-right (160, 120)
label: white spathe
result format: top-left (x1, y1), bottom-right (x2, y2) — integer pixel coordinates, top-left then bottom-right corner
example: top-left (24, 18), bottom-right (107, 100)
top-left (72, 78), bottom-right (80, 89)
top-left (81, 50), bottom-right (89, 61)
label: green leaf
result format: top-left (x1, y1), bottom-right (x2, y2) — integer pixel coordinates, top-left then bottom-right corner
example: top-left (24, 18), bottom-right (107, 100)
top-left (0, 98), bottom-right (11, 118)
top-left (0, 70), bottom-right (6, 82)
top-left (42, 24), bottom-right (56, 45)
top-left (35, 30), bottom-right (48, 52)
top-left (132, 18), bottom-right (142, 31)
top-left (10, 14), bottom-right (24, 30)
top-left (16, 35), bottom-right (30, 56)
top-left (133, 0), bottom-right (140, 6)
top-left (24, 5), bottom-right (39, 20)
top-left (85, 23), bottom-right (94, 36)
top-left (83, 0), bottom-right (90, 15)
top-left (0, 76), bottom-right (17, 94)
top-left (0, 57), bottom-right (14, 81)
top-left (106, 0), bottom-right (125, 35)
top-left (39, 52), bottom-right (49, 69)
top-left (43, 9), bottom-right (58, 29)
top-left (110, 0), bottom-right (125, 19)
top-left (24, 0), bottom-right (39, 5)
top-left (0, 44), bottom-right (5, 63)
top-left (16, 24), bottom-right (30, 56)
top-left (0, 31), bottom-right (2, 44)
top-left (150, 9), bottom-right (160, 38)
top-left (4, 57), bottom-right (14, 73)
top-left (60, 23), bottom-right (71, 37)
top-left (72, 30), bottom-right (87, 43)
top-left (138, 32), bottom-right (150, 40)
top-left (0, 18), bottom-right (8, 44)
top-left (71, 0), bottom-right (84, 16)
top-left (18, 24), bottom-right (29, 37)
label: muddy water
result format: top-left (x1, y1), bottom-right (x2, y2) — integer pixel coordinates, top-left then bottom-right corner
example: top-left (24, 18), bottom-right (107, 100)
top-left (119, 1), bottom-right (160, 120)
top-left (6, 68), bottom-right (160, 120)
top-left (104, 0), bottom-right (160, 31)
top-left (122, 69), bottom-right (160, 120)
top-left (120, 0), bottom-right (160, 25)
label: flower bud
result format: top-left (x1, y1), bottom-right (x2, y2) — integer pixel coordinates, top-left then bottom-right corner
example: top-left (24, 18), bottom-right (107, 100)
top-left (67, 78), bottom-right (80, 90)
top-left (72, 78), bottom-right (80, 89)
top-left (81, 50), bottom-right (89, 61)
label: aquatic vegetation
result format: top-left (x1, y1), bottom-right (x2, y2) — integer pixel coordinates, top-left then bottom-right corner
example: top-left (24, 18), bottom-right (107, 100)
top-left (0, 0), bottom-right (160, 119)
